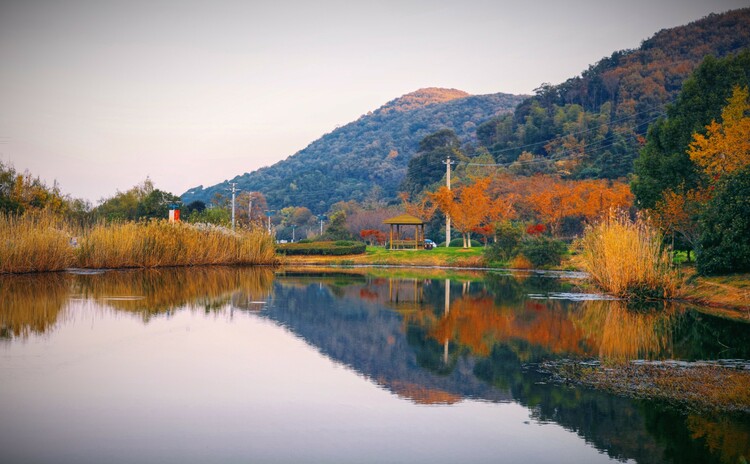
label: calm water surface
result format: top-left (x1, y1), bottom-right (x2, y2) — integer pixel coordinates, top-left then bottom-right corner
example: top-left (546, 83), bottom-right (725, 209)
top-left (1, 267), bottom-right (748, 464)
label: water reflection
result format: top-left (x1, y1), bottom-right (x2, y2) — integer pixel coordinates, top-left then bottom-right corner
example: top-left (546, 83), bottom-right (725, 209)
top-left (1, 267), bottom-right (748, 464)
top-left (0, 267), bottom-right (275, 338)
top-left (0, 273), bottom-right (70, 338)
top-left (266, 271), bottom-right (750, 464)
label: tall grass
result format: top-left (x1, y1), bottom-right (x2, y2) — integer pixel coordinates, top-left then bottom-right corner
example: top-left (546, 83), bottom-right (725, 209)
top-left (1, 212), bottom-right (278, 274)
top-left (579, 212), bottom-right (679, 299)
top-left (0, 211), bottom-right (76, 273)
top-left (77, 220), bottom-right (278, 269)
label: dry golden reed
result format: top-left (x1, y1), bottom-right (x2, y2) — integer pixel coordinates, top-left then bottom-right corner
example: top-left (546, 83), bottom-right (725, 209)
top-left (77, 220), bottom-right (278, 269)
top-left (0, 211), bottom-right (76, 273)
top-left (579, 211), bottom-right (679, 299)
top-left (1, 213), bottom-right (278, 274)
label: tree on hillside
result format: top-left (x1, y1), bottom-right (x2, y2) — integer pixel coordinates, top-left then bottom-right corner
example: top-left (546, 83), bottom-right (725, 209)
top-left (632, 50), bottom-right (750, 208)
top-left (696, 166), bottom-right (750, 275)
top-left (688, 85), bottom-right (750, 180)
top-left (400, 129), bottom-right (462, 197)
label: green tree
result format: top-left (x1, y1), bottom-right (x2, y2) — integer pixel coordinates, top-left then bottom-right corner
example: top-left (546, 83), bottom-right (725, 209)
top-left (632, 50), bottom-right (750, 208)
top-left (400, 129), bottom-right (461, 197)
top-left (696, 166), bottom-right (750, 275)
top-left (320, 211), bottom-right (353, 241)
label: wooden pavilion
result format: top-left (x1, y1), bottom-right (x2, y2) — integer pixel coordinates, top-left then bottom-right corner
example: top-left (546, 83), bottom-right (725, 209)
top-left (383, 213), bottom-right (426, 250)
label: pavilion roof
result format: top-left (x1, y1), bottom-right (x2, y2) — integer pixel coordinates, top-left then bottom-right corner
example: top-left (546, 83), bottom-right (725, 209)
top-left (383, 213), bottom-right (425, 225)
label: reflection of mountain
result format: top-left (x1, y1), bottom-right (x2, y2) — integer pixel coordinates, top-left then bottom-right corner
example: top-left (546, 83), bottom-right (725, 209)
top-left (264, 274), bottom-right (750, 464)
top-left (263, 276), bottom-right (511, 403)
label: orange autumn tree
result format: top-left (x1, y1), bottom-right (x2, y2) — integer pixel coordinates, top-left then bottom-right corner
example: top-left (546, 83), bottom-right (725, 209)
top-left (650, 186), bottom-right (708, 256)
top-left (398, 192), bottom-right (437, 222)
top-left (689, 85), bottom-right (750, 180)
top-left (429, 177), bottom-right (504, 248)
top-left (527, 177), bottom-right (633, 235)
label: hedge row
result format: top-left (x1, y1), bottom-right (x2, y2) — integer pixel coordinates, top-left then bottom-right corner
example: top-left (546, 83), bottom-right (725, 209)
top-left (276, 240), bottom-right (366, 256)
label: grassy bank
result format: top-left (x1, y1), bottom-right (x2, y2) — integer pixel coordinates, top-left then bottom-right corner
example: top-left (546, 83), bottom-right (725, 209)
top-left (0, 212), bottom-right (278, 274)
top-left (281, 245), bottom-right (486, 267)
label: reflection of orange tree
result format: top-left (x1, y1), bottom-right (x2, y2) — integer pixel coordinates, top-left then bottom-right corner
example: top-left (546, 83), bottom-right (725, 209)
top-left (75, 267), bottom-right (274, 320)
top-left (425, 295), bottom-right (596, 360)
top-left (571, 300), bottom-right (676, 362)
top-left (686, 415), bottom-right (750, 464)
top-left (0, 273), bottom-right (71, 338)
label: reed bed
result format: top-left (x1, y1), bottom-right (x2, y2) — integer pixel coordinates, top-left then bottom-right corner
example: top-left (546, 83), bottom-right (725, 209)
top-left (0, 212), bottom-right (76, 273)
top-left (1, 212), bottom-right (278, 274)
top-left (77, 220), bottom-right (278, 269)
top-left (579, 212), bottom-right (679, 299)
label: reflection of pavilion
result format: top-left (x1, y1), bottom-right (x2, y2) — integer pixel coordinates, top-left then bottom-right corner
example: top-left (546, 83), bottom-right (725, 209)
top-left (386, 277), bottom-right (453, 365)
top-left (387, 278), bottom-right (424, 312)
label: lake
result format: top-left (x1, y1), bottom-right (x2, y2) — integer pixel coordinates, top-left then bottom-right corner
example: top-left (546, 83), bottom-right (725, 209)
top-left (1, 266), bottom-right (748, 464)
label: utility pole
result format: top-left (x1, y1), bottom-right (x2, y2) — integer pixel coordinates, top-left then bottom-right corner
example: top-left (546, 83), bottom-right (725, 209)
top-left (228, 183), bottom-right (239, 230)
top-left (442, 155), bottom-right (455, 247)
top-left (317, 214), bottom-right (325, 236)
top-left (265, 210), bottom-right (273, 233)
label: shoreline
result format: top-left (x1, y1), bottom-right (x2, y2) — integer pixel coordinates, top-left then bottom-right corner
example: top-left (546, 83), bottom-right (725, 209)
top-left (541, 359), bottom-right (750, 415)
top-left (282, 252), bottom-right (750, 315)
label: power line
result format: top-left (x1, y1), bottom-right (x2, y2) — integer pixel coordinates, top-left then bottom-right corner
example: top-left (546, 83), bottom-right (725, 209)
top-left (463, 113), bottom-right (662, 169)
top-left (478, 106), bottom-right (665, 159)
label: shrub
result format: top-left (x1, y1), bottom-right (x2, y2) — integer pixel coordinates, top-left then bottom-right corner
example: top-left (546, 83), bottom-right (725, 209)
top-left (696, 167), bottom-right (750, 275)
top-left (483, 222), bottom-right (523, 262)
top-left (276, 241), bottom-right (366, 256)
top-left (579, 212), bottom-right (679, 299)
top-left (518, 236), bottom-right (568, 267)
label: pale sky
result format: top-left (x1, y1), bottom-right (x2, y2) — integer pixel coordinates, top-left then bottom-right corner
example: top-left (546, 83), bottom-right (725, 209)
top-left (0, 0), bottom-right (746, 203)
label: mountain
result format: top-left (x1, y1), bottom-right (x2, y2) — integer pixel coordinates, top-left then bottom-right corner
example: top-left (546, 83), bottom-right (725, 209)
top-left (181, 88), bottom-right (526, 212)
top-left (183, 8), bottom-right (750, 211)
top-left (476, 8), bottom-right (750, 179)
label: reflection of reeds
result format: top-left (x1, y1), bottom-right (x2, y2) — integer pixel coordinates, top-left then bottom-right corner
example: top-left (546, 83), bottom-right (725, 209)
top-left (0, 212), bottom-right (76, 273)
top-left (574, 300), bottom-right (676, 362)
top-left (77, 221), bottom-right (278, 268)
top-left (74, 267), bottom-right (275, 319)
top-left (579, 212), bottom-right (679, 299)
top-left (686, 415), bottom-right (750, 463)
top-left (0, 273), bottom-right (71, 338)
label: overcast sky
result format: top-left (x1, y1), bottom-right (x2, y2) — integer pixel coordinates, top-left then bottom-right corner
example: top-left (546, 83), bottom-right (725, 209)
top-left (0, 0), bottom-right (746, 203)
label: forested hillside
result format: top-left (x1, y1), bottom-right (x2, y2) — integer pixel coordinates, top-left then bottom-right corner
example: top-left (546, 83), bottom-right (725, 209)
top-left (476, 8), bottom-right (750, 179)
top-left (183, 8), bottom-right (750, 213)
top-left (181, 89), bottom-right (525, 212)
